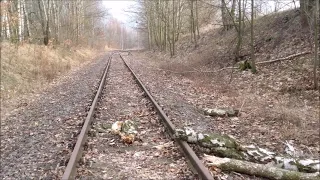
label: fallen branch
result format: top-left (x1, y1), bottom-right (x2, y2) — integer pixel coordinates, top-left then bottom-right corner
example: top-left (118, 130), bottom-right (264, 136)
top-left (133, 51), bottom-right (311, 74)
top-left (203, 154), bottom-right (320, 180)
top-left (155, 66), bottom-right (237, 74)
top-left (256, 51), bottom-right (311, 65)
top-left (175, 127), bottom-right (320, 173)
top-left (157, 51), bottom-right (310, 74)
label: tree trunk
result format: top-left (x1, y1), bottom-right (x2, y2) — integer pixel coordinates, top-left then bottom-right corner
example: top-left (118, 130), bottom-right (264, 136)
top-left (250, 0), bottom-right (257, 73)
top-left (5, 7), bottom-right (11, 39)
top-left (314, 0), bottom-right (319, 89)
top-left (190, 0), bottom-right (197, 46)
top-left (0, 0), bottom-right (10, 39)
top-left (147, 15), bottom-right (152, 49)
top-left (176, 0), bottom-right (183, 41)
top-left (300, 0), bottom-right (316, 28)
top-left (23, 0), bottom-right (31, 38)
top-left (221, 0), bottom-right (227, 30)
top-left (52, 0), bottom-right (58, 43)
top-left (8, 1), bottom-right (15, 40)
top-left (221, 0), bottom-right (237, 31)
top-left (38, 0), bottom-right (45, 43)
top-left (300, 0), bottom-right (309, 28)
top-left (172, 0), bottom-right (176, 57)
top-left (44, 0), bottom-right (50, 45)
top-left (230, 0), bottom-right (236, 22)
top-left (235, 0), bottom-right (243, 61)
top-left (0, 1), bottom-right (3, 39)
top-left (195, 0), bottom-right (200, 38)
top-left (18, 0), bottom-right (24, 42)
top-left (204, 155), bottom-right (320, 180)
top-left (38, 0), bottom-right (49, 45)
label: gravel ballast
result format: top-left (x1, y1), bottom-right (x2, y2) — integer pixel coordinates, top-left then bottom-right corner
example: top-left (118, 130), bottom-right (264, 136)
top-left (1, 54), bottom-right (111, 179)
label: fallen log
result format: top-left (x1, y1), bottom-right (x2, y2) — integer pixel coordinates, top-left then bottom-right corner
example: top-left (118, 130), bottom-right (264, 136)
top-left (204, 108), bottom-right (239, 117)
top-left (236, 51), bottom-right (312, 68)
top-left (147, 52), bottom-right (312, 75)
top-left (256, 51), bottom-right (311, 65)
top-left (174, 127), bottom-right (320, 173)
top-left (203, 154), bottom-right (320, 180)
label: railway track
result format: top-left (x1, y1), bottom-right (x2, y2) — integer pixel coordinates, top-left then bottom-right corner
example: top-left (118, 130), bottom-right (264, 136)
top-left (62, 52), bottom-right (213, 180)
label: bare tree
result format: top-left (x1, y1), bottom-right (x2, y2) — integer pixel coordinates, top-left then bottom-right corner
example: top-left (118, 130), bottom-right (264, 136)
top-left (250, 0), bottom-right (257, 73)
top-left (1, 0), bottom-right (108, 47)
top-left (1, 0), bottom-right (12, 39)
top-left (17, 0), bottom-right (24, 42)
top-left (313, 0), bottom-right (319, 89)
top-left (235, 0), bottom-right (243, 62)
top-left (300, 0), bottom-right (316, 28)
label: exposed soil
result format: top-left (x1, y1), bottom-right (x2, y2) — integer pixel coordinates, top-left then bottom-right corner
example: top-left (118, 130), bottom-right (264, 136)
top-left (77, 55), bottom-right (195, 179)
top-left (0, 54), bottom-right (111, 179)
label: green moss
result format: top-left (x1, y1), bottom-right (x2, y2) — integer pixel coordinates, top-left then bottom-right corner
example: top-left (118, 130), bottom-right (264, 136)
top-left (296, 161), bottom-right (319, 173)
top-left (281, 173), bottom-right (303, 180)
top-left (239, 60), bottom-right (252, 71)
top-left (212, 147), bottom-right (245, 160)
top-left (198, 134), bottom-right (215, 147)
top-left (100, 123), bottom-right (111, 129)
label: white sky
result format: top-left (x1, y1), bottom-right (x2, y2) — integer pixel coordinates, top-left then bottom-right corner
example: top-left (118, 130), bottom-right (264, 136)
top-left (102, 0), bottom-right (297, 24)
top-left (103, 0), bottom-right (136, 24)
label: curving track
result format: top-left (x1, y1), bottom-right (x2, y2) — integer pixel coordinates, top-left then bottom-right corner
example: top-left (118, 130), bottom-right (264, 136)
top-left (62, 52), bottom-right (213, 180)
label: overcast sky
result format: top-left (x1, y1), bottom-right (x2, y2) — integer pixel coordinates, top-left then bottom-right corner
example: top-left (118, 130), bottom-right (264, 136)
top-left (102, 0), bottom-right (297, 24)
top-left (103, 1), bottom-right (137, 24)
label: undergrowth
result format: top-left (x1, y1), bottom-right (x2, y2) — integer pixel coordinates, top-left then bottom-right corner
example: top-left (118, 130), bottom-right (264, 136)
top-left (0, 42), bottom-right (98, 101)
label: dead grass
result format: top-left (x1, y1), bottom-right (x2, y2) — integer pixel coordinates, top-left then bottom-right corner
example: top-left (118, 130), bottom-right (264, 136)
top-left (0, 42), bottom-right (98, 101)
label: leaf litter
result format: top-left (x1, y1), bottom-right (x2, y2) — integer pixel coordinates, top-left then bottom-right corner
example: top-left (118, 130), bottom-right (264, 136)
top-left (124, 52), bottom-right (319, 179)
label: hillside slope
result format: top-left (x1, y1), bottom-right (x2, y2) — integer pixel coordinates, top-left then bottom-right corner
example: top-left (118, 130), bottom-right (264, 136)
top-left (137, 9), bottom-right (319, 158)
top-left (0, 43), bottom-right (103, 119)
top-left (152, 10), bottom-right (313, 67)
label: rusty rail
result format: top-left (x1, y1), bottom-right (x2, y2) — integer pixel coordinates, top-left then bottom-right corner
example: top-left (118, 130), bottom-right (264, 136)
top-left (62, 56), bottom-right (111, 180)
top-left (120, 54), bottom-right (214, 180)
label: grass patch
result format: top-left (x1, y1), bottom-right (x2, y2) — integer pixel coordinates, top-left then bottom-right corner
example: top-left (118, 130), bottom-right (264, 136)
top-left (1, 42), bottom-right (98, 101)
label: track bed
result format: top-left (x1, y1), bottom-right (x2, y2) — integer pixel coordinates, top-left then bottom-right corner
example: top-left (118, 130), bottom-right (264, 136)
top-left (76, 55), bottom-right (195, 179)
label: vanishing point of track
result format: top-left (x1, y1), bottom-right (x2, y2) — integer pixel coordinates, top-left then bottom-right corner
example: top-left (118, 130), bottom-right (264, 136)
top-left (62, 52), bottom-right (213, 180)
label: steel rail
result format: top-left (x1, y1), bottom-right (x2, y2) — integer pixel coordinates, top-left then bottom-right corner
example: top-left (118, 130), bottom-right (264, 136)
top-left (120, 54), bottom-right (214, 180)
top-left (62, 55), bottom-right (111, 180)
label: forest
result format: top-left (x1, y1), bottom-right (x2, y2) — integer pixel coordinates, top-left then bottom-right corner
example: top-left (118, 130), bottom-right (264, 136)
top-left (1, 0), bottom-right (319, 179)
